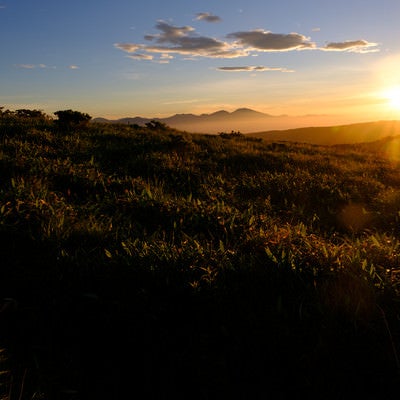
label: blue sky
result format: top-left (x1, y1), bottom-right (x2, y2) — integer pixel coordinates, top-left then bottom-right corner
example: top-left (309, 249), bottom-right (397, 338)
top-left (1, 0), bottom-right (400, 124)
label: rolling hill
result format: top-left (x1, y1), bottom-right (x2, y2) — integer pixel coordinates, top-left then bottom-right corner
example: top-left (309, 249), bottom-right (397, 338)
top-left (2, 114), bottom-right (400, 398)
top-left (249, 120), bottom-right (400, 145)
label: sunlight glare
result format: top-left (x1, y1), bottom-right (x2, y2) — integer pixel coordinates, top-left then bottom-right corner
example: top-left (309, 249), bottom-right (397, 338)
top-left (383, 86), bottom-right (400, 110)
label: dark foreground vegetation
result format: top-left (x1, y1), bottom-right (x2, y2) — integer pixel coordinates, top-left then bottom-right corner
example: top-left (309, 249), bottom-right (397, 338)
top-left (1, 108), bottom-right (400, 399)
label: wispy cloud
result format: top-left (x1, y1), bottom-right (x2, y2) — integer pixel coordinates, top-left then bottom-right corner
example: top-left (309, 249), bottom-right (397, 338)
top-left (227, 30), bottom-right (315, 51)
top-left (217, 65), bottom-right (294, 72)
top-left (195, 12), bottom-right (221, 23)
top-left (157, 53), bottom-right (174, 63)
top-left (15, 63), bottom-right (79, 70)
top-left (15, 64), bottom-right (56, 69)
top-left (160, 53), bottom-right (174, 60)
top-left (127, 54), bottom-right (153, 60)
top-left (322, 40), bottom-right (379, 53)
top-left (15, 64), bottom-right (36, 69)
top-left (114, 43), bottom-right (142, 53)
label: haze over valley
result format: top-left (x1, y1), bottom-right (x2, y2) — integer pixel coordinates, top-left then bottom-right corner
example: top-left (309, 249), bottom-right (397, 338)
top-left (93, 108), bottom-right (400, 145)
top-left (93, 108), bottom-right (396, 135)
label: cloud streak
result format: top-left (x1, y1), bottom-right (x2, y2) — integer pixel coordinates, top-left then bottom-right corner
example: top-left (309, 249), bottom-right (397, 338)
top-left (126, 54), bottom-right (154, 60)
top-left (322, 40), bottom-right (379, 53)
top-left (217, 65), bottom-right (294, 72)
top-left (15, 64), bottom-right (56, 69)
top-left (195, 12), bottom-right (221, 23)
top-left (15, 64), bottom-right (36, 69)
top-left (115, 43), bottom-right (142, 53)
top-left (15, 64), bottom-right (78, 70)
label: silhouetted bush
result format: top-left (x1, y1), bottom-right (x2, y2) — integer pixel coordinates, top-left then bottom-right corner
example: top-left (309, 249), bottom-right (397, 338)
top-left (54, 109), bottom-right (91, 132)
top-left (145, 120), bottom-right (169, 131)
top-left (0, 107), bottom-right (52, 135)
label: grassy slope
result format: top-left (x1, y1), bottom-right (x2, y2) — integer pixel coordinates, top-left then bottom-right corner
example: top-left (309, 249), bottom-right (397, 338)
top-left (1, 120), bottom-right (400, 398)
top-left (250, 120), bottom-right (400, 145)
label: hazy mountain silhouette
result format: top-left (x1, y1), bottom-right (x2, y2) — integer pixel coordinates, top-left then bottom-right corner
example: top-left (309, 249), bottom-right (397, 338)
top-left (92, 108), bottom-right (333, 133)
top-left (93, 109), bottom-right (400, 141)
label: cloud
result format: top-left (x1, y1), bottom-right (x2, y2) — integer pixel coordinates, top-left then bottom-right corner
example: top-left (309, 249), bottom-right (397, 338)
top-left (195, 12), bottom-right (221, 23)
top-left (68, 65), bottom-right (80, 69)
top-left (114, 43), bottom-right (142, 53)
top-left (144, 21), bottom-right (195, 42)
top-left (115, 19), bottom-right (380, 63)
top-left (160, 53), bottom-right (174, 60)
top-left (126, 54), bottom-right (153, 60)
top-left (125, 52), bottom-right (173, 63)
top-left (227, 30), bottom-right (316, 51)
top-left (144, 37), bottom-right (244, 58)
top-left (115, 20), bottom-right (246, 59)
top-left (157, 53), bottom-right (174, 63)
top-left (15, 64), bottom-right (36, 69)
top-left (322, 40), bottom-right (379, 53)
top-left (144, 20), bottom-right (243, 57)
top-left (217, 65), bottom-right (294, 72)
top-left (15, 63), bottom-right (58, 69)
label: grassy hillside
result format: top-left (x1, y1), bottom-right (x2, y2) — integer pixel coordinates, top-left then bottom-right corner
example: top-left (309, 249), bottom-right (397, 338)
top-left (1, 115), bottom-right (400, 399)
top-left (250, 120), bottom-right (400, 145)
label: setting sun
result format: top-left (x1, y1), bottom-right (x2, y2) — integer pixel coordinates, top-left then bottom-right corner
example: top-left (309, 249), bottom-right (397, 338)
top-left (383, 86), bottom-right (400, 110)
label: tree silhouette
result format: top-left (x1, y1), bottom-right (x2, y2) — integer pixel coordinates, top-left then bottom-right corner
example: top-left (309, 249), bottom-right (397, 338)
top-left (15, 109), bottom-right (47, 119)
top-left (54, 109), bottom-right (91, 131)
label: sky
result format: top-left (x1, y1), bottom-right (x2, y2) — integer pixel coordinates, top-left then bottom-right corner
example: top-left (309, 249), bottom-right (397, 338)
top-left (1, 0), bottom-right (400, 126)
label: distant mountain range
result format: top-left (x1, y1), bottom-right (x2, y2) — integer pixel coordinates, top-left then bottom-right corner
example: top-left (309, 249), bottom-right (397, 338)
top-left (93, 109), bottom-right (400, 145)
top-left (93, 108), bottom-right (341, 134)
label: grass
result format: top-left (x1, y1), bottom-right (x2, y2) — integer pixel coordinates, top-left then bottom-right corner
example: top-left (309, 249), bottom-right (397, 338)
top-left (1, 113), bottom-right (400, 398)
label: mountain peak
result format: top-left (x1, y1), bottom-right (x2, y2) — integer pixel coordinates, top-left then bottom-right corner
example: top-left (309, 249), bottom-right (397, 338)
top-left (232, 108), bottom-right (270, 118)
top-left (232, 107), bottom-right (257, 114)
top-left (210, 110), bottom-right (230, 116)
